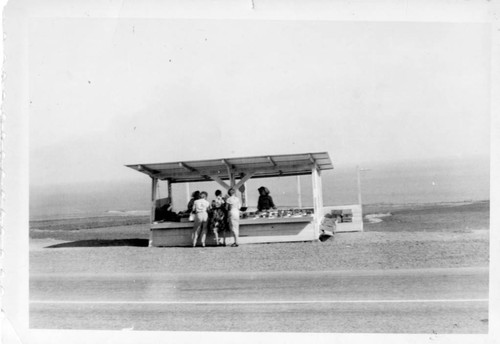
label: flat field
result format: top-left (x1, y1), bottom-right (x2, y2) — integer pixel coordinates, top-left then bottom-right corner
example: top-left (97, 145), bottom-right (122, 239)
top-left (30, 201), bottom-right (490, 274)
top-left (363, 200), bottom-right (490, 232)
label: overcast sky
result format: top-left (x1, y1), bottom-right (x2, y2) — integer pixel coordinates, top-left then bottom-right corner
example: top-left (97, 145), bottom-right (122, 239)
top-left (28, 19), bottom-right (491, 186)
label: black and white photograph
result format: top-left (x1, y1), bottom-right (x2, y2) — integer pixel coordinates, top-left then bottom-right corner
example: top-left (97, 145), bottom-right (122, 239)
top-left (1, 0), bottom-right (499, 343)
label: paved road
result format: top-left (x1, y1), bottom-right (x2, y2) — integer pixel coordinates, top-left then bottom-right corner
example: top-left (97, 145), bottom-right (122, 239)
top-left (30, 267), bottom-right (489, 333)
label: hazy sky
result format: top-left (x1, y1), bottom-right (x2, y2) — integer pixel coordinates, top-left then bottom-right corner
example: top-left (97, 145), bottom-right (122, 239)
top-left (29, 19), bottom-right (491, 186)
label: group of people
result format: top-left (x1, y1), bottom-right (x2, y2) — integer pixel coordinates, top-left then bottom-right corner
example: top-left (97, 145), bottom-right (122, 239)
top-left (188, 186), bottom-right (277, 248)
top-left (188, 188), bottom-right (241, 248)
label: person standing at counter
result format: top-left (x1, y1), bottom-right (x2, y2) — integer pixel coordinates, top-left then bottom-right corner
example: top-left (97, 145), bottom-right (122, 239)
top-left (210, 189), bottom-right (226, 246)
top-left (191, 191), bottom-right (210, 247)
top-left (187, 190), bottom-right (200, 213)
top-left (257, 186), bottom-right (277, 212)
top-left (225, 188), bottom-right (241, 247)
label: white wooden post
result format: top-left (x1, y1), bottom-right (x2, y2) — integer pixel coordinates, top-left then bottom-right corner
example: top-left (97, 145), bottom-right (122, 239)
top-left (297, 175), bottom-right (302, 208)
top-left (185, 182), bottom-right (190, 204)
top-left (311, 166), bottom-right (323, 239)
top-left (357, 166), bottom-right (370, 232)
top-left (239, 183), bottom-right (247, 207)
top-left (223, 159), bottom-right (235, 188)
top-left (167, 179), bottom-right (172, 208)
top-left (208, 175), bottom-right (231, 191)
top-left (150, 177), bottom-right (158, 247)
top-left (244, 183), bottom-right (248, 207)
top-left (317, 169), bottom-right (324, 213)
top-left (151, 177), bottom-right (158, 223)
top-left (311, 168), bottom-right (319, 239)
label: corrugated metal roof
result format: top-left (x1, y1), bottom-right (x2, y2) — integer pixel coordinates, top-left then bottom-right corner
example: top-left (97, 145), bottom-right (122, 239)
top-left (126, 152), bottom-right (333, 183)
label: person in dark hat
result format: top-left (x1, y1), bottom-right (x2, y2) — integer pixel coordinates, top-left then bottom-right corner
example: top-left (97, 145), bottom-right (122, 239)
top-left (257, 186), bottom-right (277, 212)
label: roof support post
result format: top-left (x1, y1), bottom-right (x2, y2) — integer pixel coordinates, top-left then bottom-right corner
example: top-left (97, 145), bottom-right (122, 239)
top-left (151, 177), bottom-right (158, 223)
top-left (297, 175), bottom-right (302, 208)
top-left (238, 182), bottom-right (250, 207)
top-left (149, 177), bottom-right (158, 247)
top-left (234, 173), bottom-right (254, 205)
top-left (209, 175), bottom-right (232, 191)
top-left (317, 169), bottom-right (323, 212)
top-left (185, 183), bottom-right (190, 204)
top-left (311, 166), bottom-right (323, 240)
top-left (239, 183), bottom-right (246, 207)
top-left (222, 159), bottom-right (235, 187)
top-left (233, 172), bottom-right (254, 190)
top-left (167, 179), bottom-right (172, 208)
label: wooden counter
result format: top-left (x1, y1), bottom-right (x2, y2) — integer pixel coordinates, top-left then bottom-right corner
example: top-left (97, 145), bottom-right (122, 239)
top-left (149, 216), bottom-right (316, 247)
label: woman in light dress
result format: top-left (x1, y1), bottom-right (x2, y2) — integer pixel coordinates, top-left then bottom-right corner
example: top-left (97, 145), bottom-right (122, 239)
top-left (225, 188), bottom-right (241, 247)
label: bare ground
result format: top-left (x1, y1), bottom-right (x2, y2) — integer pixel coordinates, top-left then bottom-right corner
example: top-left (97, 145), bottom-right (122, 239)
top-left (30, 201), bottom-right (490, 275)
top-left (29, 230), bottom-right (489, 275)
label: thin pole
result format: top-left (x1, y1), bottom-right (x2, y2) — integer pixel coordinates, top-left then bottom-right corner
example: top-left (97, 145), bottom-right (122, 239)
top-left (150, 177), bottom-right (158, 224)
top-left (311, 167), bottom-right (320, 238)
top-left (186, 183), bottom-right (190, 204)
top-left (167, 179), bottom-right (172, 207)
top-left (297, 175), bottom-right (302, 208)
top-left (357, 166), bottom-right (370, 232)
top-left (317, 169), bottom-right (323, 212)
top-left (356, 166), bottom-right (370, 206)
top-left (357, 166), bottom-right (362, 206)
top-left (239, 183), bottom-right (247, 207)
top-left (244, 184), bottom-right (248, 205)
top-left (149, 178), bottom-right (158, 247)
